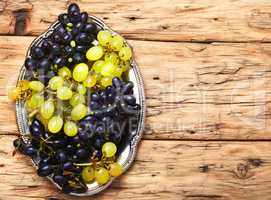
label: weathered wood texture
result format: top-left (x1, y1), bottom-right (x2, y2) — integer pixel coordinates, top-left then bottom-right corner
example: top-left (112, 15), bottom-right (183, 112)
top-left (1, 135), bottom-right (271, 200)
top-left (1, 0), bottom-right (271, 42)
top-left (1, 36), bottom-right (271, 140)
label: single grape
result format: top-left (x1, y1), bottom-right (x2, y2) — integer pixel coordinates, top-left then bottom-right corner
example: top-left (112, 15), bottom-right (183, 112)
top-left (29, 81), bottom-right (44, 92)
top-left (56, 150), bottom-right (67, 163)
top-left (40, 99), bottom-right (55, 119)
top-left (104, 52), bottom-right (119, 65)
top-left (69, 93), bottom-right (86, 107)
top-left (110, 35), bottom-right (124, 51)
top-left (86, 46), bottom-right (104, 61)
top-left (71, 104), bottom-right (88, 121)
top-left (95, 168), bottom-right (110, 185)
top-left (77, 84), bottom-right (86, 95)
top-left (37, 164), bottom-right (53, 177)
top-left (100, 61), bottom-right (117, 77)
top-left (64, 121), bottom-right (78, 137)
top-left (8, 87), bottom-right (20, 101)
top-left (49, 76), bottom-right (64, 90)
top-left (82, 166), bottom-right (95, 183)
top-left (109, 163), bottom-right (123, 177)
top-left (97, 30), bottom-right (112, 47)
top-left (28, 93), bottom-right (44, 109)
top-left (100, 76), bottom-right (113, 88)
top-left (83, 74), bottom-right (97, 88)
top-left (119, 46), bottom-right (132, 61)
top-left (102, 142), bottom-right (117, 157)
top-left (57, 86), bottom-right (73, 100)
top-left (92, 60), bottom-right (104, 73)
top-left (73, 63), bottom-right (89, 82)
top-left (48, 115), bottom-right (63, 133)
top-left (112, 67), bottom-right (123, 78)
top-left (58, 67), bottom-right (71, 78)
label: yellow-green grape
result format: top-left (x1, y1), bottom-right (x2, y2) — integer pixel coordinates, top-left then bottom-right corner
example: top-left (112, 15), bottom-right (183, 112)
top-left (29, 81), bottom-right (44, 92)
top-left (58, 67), bottom-right (72, 78)
top-left (71, 104), bottom-right (88, 121)
top-left (92, 60), bottom-right (105, 73)
top-left (48, 115), bottom-right (63, 133)
top-left (57, 86), bottom-right (73, 100)
top-left (97, 30), bottom-right (112, 47)
top-left (69, 93), bottom-right (86, 107)
top-left (28, 93), bottom-right (44, 109)
top-left (119, 46), bottom-right (132, 61)
top-left (73, 63), bottom-right (89, 82)
top-left (86, 46), bottom-right (104, 61)
top-left (112, 67), bottom-right (123, 78)
top-left (83, 74), bottom-right (97, 88)
top-left (77, 84), bottom-right (86, 95)
top-left (64, 121), bottom-right (78, 137)
top-left (109, 163), bottom-right (123, 177)
top-left (18, 80), bottom-right (30, 91)
top-left (100, 61), bottom-right (117, 77)
top-left (82, 167), bottom-right (95, 183)
top-left (40, 100), bottom-right (55, 119)
top-left (104, 52), bottom-right (119, 65)
top-left (100, 76), bottom-right (113, 88)
top-left (110, 35), bottom-right (124, 51)
top-left (95, 168), bottom-right (110, 185)
top-left (102, 142), bottom-right (117, 157)
top-left (49, 76), bottom-right (64, 90)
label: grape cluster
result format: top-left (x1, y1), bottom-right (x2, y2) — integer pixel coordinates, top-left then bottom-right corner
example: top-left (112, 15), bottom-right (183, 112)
top-left (10, 3), bottom-right (141, 194)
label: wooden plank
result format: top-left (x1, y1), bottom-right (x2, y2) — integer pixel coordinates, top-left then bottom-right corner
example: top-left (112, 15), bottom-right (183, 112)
top-left (1, 36), bottom-right (271, 140)
top-left (1, 135), bottom-right (271, 200)
top-left (1, 0), bottom-right (271, 42)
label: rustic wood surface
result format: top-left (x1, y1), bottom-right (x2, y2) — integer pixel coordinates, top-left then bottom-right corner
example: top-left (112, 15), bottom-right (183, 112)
top-left (1, 0), bottom-right (271, 200)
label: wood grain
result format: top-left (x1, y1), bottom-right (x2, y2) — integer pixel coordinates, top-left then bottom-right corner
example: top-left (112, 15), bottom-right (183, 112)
top-left (1, 0), bottom-right (271, 42)
top-left (1, 135), bottom-right (271, 200)
top-left (1, 36), bottom-right (271, 140)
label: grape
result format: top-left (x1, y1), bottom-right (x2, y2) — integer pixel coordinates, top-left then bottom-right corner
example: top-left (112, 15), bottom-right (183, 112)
top-left (112, 67), bottom-right (123, 78)
top-left (25, 57), bottom-right (36, 70)
top-left (64, 121), bottom-right (78, 137)
top-left (49, 76), bottom-right (64, 90)
top-left (97, 30), bottom-right (112, 47)
top-left (73, 63), bottom-right (89, 82)
top-left (28, 93), bottom-right (44, 109)
top-left (83, 74), bottom-right (97, 88)
top-left (77, 84), bottom-right (86, 95)
top-left (95, 168), bottom-right (110, 185)
top-left (39, 58), bottom-right (51, 70)
top-left (102, 142), bottom-right (117, 157)
top-left (58, 67), bottom-right (71, 78)
top-left (86, 46), bottom-right (104, 61)
top-left (48, 115), bottom-right (63, 133)
top-left (29, 81), bottom-right (44, 92)
top-left (92, 60), bottom-right (104, 73)
top-left (18, 80), bottom-right (30, 91)
top-left (70, 40), bottom-right (76, 48)
top-left (69, 93), bottom-right (86, 107)
top-left (109, 163), bottom-right (123, 177)
top-left (100, 76), bottom-right (113, 88)
top-left (82, 167), bottom-right (95, 183)
top-left (110, 35), bottom-right (124, 51)
top-left (120, 61), bottom-right (130, 72)
top-left (119, 47), bottom-right (132, 61)
top-left (57, 86), bottom-right (73, 100)
top-left (100, 61), bottom-right (117, 77)
top-left (71, 104), bottom-right (88, 121)
top-left (40, 100), bottom-right (55, 119)
top-left (8, 87), bottom-right (20, 101)
top-left (104, 52), bottom-right (119, 65)
top-left (73, 52), bottom-right (86, 63)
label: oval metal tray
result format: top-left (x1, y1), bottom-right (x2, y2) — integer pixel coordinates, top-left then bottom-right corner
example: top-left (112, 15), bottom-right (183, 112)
top-left (15, 15), bottom-right (146, 196)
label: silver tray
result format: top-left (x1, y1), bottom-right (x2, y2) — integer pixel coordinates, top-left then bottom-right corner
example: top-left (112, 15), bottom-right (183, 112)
top-left (15, 15), bottom-right (146, 196)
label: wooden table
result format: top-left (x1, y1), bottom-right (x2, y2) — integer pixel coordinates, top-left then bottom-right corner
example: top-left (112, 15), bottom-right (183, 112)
top-left (1, 1), bottom-right (271, 199)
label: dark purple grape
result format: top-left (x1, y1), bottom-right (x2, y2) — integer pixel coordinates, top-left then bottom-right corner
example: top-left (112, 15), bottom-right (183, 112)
top-left (37, 164), bottom-right (53, 177)
top-left (84, 23), bottom-right (96, 33)
top-left (51, 43), bottom-right (61, 55)
top-left (75, 45), bottom-right (87, 53)
top-left (24, 57), bottom-right (36, 70)
top-left (52, 33), bottom-right (62, 43)
top-left (71, 166), bottom-right (82, 173)
top-left (63, 161), bottom-right (74, 171)
top-left (30, 119), bottom-right (44, 138)
top-left (52, 139), bottom-right (66, 149)
top-left (75, 22), bottom-right (85, 31)
top-left (112, 77), bottom-right (122, 89)
top-left (62, 32), bottom-right (73, 44)
top-left (76, 148), bottom-right (88, 160)
top-left (53, 175), bottom-right (68, 186)
top-left (110, 131), bottom-right (122, 144)
top-left (65, 144), bottom-right (75, 154)
top-left (64, 45), bottom-right (74, 56)
top-left (93, 136), bottom-right (104, 149)
top-left (56, 25), bottom-right (66, 35)
top-left (41, 39), bottom-right (51, 52)
top-left (123, 95), bottom-right (136, 105)
top-left (89, 101), bottom-right (100, 110)
top-left (73, 52), bottom-right (85, 63)
top-left (122, 81), bottom-right (134, 95)
top-left (39, 58), bottom-right (51, 70)
top-left (53, 57), bottom-right (66, 68)
top-left (94, 150), bottom-right (102, 159)
top-left (75, 33), bottom-right (92, 45)
top-left (39, 157), bottom-right (51, 168)
top-left (80, 12), bottom-right (88, 23)
top-left (95, 126), bottom-right (105, 135)
top-left (68, 3), bottom-right (80, 16)
top-left (58, 13), bottom-right (70, 26)
top-left (71, 135), bottom-right (81, 144)
top-left (82, 115), bottom-right (97, 123)
top-left (56, 150), bottom-right (67, 163)
top-left (71, 27), bottom-right (80, 36)
top-left (31, 47), bottom-right (45, 59)
top-left (78, 131), bottom-right (90, 141)
top-left (91, 93), bottom-right (100, 102)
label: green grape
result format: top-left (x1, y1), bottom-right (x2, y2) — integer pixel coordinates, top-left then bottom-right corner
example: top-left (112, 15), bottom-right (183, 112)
top-left (112, 67), bottom-right (123, 78)
top-left (48, 115), bottom-right (63, 133)
top-left (102, 142), bottom-right (117, 157)
top-left (86, 46), bottom-right (104, 61)
top-left (64, 121), bottom-right (78, 137)
top-left (49, 76), bottom-right (64, 90)
top-left (100, 61), bottom-right (117, 77)
top-left (57, 86), bottom-right (73, 100)
top-left (77, 84), bottom-right (86, 95)
top-left (29, 81), bottom-right (44, 92)
top-left (109, 163), bottom-right (123, 177)
top-left (119, 46), bottom-right (132, 61)
top-left (100, 76), bottom-right (113, 88)
top-left (40, 100), bottom-right (55, 119)
top-left (71, 104), bottom-right (88, 121)
top-left (92, 60), bottom-right (105, 73)
top-left (95, 168), bottom-right (110, 185)
top-left (83, 74), bottom-right (97, 88)
top-left (28, 93), bottom-right (44, 109)
top-left (82, 167), bottom-right (95, 183)
top-left (110, 35), bottom-right (124, 51)
top-left (69, 93), bottom-right (86, 107)
top-left (58, 67), bottom-right (72, 78)
top-left (73, 63), bottom-right (89, 82)
top-left (97, 30), bottom-right (112, 47)
top-left (104, 52), bottom-right (119, 65)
